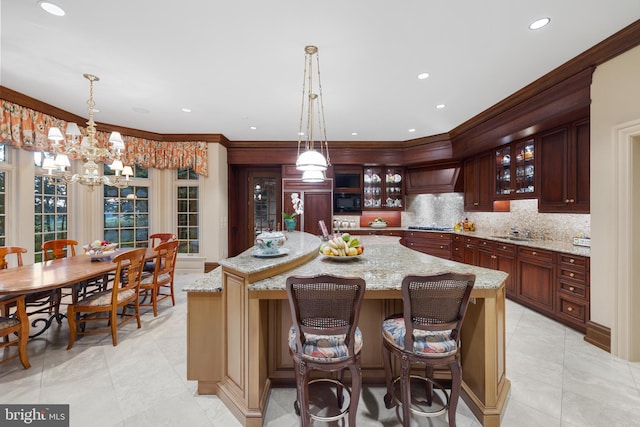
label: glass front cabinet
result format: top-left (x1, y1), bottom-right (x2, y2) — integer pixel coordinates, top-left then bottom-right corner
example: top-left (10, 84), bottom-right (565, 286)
top-left (363, 166), bottom-right (403, 210)
top-left (495, 139), bottom-right (535, 198)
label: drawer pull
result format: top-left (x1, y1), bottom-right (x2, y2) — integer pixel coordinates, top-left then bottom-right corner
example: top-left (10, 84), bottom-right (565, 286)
top-left (440, 245), bottom-right (444, 249)
top-left (532, 251), bottom-right (537, 256)
top-left (491, 255), bottom-right (497, 259)
top-left (569, 286), bottom-right (575, 292)
top-left (570, 272), bottom-right (575, 278)
top-left (567, 307), bottom-right (573, 312)
top-left (569, 258), bottom-right (575, 263)
top-left (565, 199), bottom-right (570, 203)
top-left (502, 245), bottom-right (507, 249)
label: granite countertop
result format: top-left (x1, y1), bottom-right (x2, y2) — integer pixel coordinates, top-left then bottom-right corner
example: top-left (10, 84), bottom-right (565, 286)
top-left (249, 235), bottom-right (507, 292)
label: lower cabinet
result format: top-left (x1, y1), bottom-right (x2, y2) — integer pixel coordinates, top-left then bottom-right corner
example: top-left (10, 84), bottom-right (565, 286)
top-left (351, 229), bottom-right (403, 237)
top-left (517, 247), bottom-right (556, 313)
top-left (402, 231), bottom-right (590, 333)
top-left (402, 231), bottom-right (451, 259)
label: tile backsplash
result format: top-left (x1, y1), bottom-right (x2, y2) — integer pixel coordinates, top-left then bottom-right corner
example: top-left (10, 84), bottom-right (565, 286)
top-left (403, 194), bottom-right (590, 243)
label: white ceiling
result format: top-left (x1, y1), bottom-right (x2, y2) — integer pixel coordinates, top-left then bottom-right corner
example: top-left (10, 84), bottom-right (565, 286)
top-left (2, 1), bottom-right (639, 142)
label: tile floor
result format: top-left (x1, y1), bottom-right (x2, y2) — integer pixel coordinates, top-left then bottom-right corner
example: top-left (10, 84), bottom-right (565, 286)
top-left (2, 272), bottom-right (639, 426)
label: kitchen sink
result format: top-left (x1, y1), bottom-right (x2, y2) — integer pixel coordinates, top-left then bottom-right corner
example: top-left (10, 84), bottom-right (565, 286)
top-left (489, 235), bottom-right (531, 242)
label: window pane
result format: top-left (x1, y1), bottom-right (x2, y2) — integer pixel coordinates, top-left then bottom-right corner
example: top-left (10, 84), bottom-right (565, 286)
top-left (177, 183), bottom-right (199, 254)
top-left (103, 185), bottom-right (149, 248)
top-left (34, 173), bottom-right (68, 261)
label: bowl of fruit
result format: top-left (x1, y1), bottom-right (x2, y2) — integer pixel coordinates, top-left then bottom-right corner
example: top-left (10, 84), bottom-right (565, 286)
top-left (369, 217), bottom-right (388, 228)
top-left (319, 233), bottom-right (364, 261)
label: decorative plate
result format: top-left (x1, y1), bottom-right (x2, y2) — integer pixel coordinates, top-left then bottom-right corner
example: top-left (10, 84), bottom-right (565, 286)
top-left (320, 253), bottom-right (362, 262)
top-left (252, 247), bottom-right (290, 258)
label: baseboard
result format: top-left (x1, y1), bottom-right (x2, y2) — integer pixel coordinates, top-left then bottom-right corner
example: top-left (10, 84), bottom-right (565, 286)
top-left (584, 321), bottom-right (611, 353)
top-left (176, 255), bottom-right (206, 273)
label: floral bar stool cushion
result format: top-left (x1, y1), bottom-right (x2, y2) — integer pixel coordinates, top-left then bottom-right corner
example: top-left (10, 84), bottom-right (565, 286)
top-left (289, 326), bottom-right (363, 362)
top-left (382, 317), bottom-right (457, 357)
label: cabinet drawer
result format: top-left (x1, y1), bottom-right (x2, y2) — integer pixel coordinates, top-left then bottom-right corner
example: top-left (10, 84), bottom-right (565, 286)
top-left (405, 231), bottom-right (450, 242)
top-left (558, 268), bottom-right (586, 283)
top-left (518, 247), bottom-right (554, 262)
top-left (477, 239), bottom-right (496, 250)
top-left (405, 241), bottom-right (451, 253)
top-left (557, 294), bottom-right (589, 323)
top-left (558, 279), bottom-right (589, 300)
top-left (558, 254), bottom-right (588, 269)
top-left (494, 242), bottom-right (515, 255)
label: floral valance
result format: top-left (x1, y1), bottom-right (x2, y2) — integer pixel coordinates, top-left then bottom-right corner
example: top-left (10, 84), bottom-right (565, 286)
top-left (0, 99), bottom-right (208, 176)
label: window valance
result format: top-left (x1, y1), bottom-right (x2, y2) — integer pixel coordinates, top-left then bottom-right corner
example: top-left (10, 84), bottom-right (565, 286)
top-left (0, 100), bottom-right (208, 176)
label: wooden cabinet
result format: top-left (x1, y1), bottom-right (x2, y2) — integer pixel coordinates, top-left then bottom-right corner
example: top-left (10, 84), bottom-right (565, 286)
top-left (283, 175), bottom-right (333, 236)
top-left (538, 119), bottom-right (590, 213)
top-left (460, 235), bottom-right (478, 265)
top-left (402, 231), bottom-right (451, 259)
top-left (405, 162), bottom-right (462, 194)
top-left (517, 247), bottom-right (556, 314)
top-left (555, 254), bottom-right (590, 332)
top-left (363, 166), bottom-right (404, 210)
top-left (464, 153), bottom-right (493, 211)
top-left (494, 139), bottom-right (535, 198)
top-left (451, 234), bottom-right (463, 262)
top-left (351, 229), bottom-right (403, 237)
top-left (477, 240), bottom-right (517, 297)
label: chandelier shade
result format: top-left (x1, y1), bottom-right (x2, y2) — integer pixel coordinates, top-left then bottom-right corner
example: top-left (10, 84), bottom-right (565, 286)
top-left (44, 73), bottom-right (132, 190)
top-left (296, 45), bottom-right (330, 182)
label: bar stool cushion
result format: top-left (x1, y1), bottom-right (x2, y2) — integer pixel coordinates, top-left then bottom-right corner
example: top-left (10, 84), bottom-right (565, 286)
top-left (289, 326), bottom-right (363, 362)
top-left (0, 316), bottom-right (19, 329)
top-left (382, 317), bottom-right (457, 357)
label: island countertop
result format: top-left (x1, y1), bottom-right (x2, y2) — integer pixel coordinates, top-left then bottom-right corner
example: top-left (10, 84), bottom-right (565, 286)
top-left (249, 235), bottom-right (507, 292)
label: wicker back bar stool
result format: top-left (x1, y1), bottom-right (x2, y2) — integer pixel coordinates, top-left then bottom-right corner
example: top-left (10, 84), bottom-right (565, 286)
top-left (286, 274), bottom-right (365, 426)
top-left (381, 272), bottom-right (475, 427)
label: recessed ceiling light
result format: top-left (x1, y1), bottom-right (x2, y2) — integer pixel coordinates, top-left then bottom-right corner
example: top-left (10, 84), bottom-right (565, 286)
top-left (181, 108), bottom-right (192, 113)
top-left (39, 1), bottom-right (65, 16)
top-left (529, 17), bottom-right (550, 30)
top-left (417, 73), bottom-right (430, 80)
top-left (351, 132), bottom-right (358, 136)
top-left (250, 126), bottom-right (257, 130)
top-left (436, 104), bottom-right (446, 109)
top-left (298, 132), bottom-right (305, 136)
top-left (408, 129), bottom-right (416, 133)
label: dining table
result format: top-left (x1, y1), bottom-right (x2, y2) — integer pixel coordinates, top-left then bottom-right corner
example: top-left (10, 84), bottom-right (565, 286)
top-left (0, 247), bottom-right (157, 337)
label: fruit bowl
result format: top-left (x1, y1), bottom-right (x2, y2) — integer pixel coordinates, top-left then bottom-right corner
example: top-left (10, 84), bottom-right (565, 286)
top-left (369, 221), bottom-right (387, 228)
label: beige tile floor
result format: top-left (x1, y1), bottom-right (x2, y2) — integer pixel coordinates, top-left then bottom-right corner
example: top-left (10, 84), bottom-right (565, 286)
top-left (2, 272), bottom-right (639, 426)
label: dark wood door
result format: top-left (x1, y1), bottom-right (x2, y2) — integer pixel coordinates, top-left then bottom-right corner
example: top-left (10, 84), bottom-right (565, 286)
top-left (538, 127), bottom-right (569, 211)
top-left (517, 248), bottom-right (556, 313)
top-left (301, 191), bottom-right (332, 236)
top-left (464, 153), bottom-right (493, 211)
top-left (570, 119), bottom-right (590, 212)
top-left (495, 248), bottom-right (517, 298)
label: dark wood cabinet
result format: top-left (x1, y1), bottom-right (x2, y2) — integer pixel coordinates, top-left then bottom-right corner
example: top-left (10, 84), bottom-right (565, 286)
top-left (464, 153), bottom-right (493, 211)
top-left (555, 254), bottom-right (590, 332)
top-left (402, 231), bottom-right (451, 259)
top-left (451, 234), bottom-right (463, 262)
top-left (475, 239), bottom-right (517, 298)
top-left (494, 139), bottom-right (536, 198)
top-left (538, 119), bottom-right (590, 213)
top-left (363, 166), bottom-right (404, 210)
top-left (517, 247), bottom-right (556, 313)
top-left (283, 174), bottom-right (333, 236)
top-left (405, 162), bottom-right (462, 194)
top-left (461, 236), bottom-right (478, 265)
top-left (351, 229), bottom-right (403, 237)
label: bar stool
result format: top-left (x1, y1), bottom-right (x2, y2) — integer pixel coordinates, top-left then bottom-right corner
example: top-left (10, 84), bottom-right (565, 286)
top-left (286, 274), bottom-right (365, 426)
top-left (381, 272), bottom-right (475, 427)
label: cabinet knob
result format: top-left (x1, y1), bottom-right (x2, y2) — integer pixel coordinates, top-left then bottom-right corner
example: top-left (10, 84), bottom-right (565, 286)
top-left (567, 307), bottom-right (573, 312)
top-left (483, 242), bottom-right (487, 245)
top-left (455, 248), bottom-right (459, 251)
top-left (474, 202), bottom-right (479, 206)
top-left (569, 286), bottom-right (575, 292)
top-left (569, 258), bottom-right (575, 263)
top-left (440, 245), bottom-right (444, 249)
top-left (570, 272), bottom-right (575, 278)
top-left (532, 251), bottom-right (537, 255)
top-left (565, 199), bottom-right (570, 203)
top-left (569, 199), bottom-right (575, 203)
top-left (502, 245), bottom-right (507, 249)
top-left (491, 255), bottom-right (497, 259)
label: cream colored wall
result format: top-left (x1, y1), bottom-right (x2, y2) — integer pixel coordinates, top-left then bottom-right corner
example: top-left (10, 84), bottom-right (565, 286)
top-left (201, 143), bottom-right (228, 262)
top-left (591, 44), bottom-right (640, 359)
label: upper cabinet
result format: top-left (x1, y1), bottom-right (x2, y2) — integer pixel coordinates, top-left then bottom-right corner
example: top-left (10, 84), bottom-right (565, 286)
top-left (363, 166), bottom-right (404, 210)
top-left (538, 119), bottom-right (590, 213)
top-left (464, 152), bottom-right (493, 211)
top-left (495, 139), bottom-right (536, 199)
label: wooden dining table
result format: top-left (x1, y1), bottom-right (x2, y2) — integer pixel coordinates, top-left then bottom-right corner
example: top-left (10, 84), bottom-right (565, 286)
top-left (0, 248), bottom-right (157, 337)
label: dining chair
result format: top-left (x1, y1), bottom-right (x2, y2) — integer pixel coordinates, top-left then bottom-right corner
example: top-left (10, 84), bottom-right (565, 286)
top-left (41, 239), bottom-right (80, 320)
top-left (381, 272), bottom-right (475, 427)
top-left (145, 233), bottom-right (176, 272)
top-left (66, 247), bottom-right (147, 349)
top-left (286, 274), bottom-right (365, 426)
top-left (139, 240), bottom-right (179, 316)
top-left (0, 294), bottom-right (30, 369)
top-left (0, 246), bottom-right (60, 329)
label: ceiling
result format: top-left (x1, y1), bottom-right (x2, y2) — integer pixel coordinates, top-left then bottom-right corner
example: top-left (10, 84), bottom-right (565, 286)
top-left (2, 1), bottom-right (639, 143)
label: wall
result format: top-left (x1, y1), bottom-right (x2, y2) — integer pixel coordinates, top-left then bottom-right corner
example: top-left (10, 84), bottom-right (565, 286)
top-left (403, 195), bottom-right (590, 243)
top-left (591, 44), bottom-right (640, 360)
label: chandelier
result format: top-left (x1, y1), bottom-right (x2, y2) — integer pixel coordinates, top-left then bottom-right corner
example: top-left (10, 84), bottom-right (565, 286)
top-left (296, 45), bottom-right (330, 183)
top-left (44, 73), bottom-right (132, 190)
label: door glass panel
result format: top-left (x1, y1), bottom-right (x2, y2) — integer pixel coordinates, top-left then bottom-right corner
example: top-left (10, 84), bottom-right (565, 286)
top-left (253, 176), bottom-right (277, 241)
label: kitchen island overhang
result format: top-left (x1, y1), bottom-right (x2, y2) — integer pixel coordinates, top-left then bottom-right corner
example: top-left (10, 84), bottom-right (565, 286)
top-left (186, 232), bottom-right (510, 427)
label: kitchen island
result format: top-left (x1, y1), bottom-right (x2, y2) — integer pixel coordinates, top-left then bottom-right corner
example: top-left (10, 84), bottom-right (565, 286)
top-left (185, 232), bottom-right (510, 426)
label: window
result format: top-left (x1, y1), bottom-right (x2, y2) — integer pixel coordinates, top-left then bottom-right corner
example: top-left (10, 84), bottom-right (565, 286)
top-left (177, 168), bottom-right (199, 253)
top-left (103, 185), bottom-right (149, 248)
top-left (33, 176), bottom-right (68, 263)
